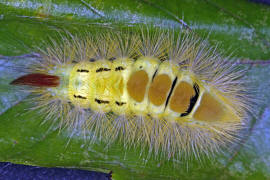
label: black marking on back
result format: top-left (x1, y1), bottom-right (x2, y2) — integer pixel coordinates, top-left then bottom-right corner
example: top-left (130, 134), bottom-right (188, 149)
top-left (180, 83), bottom-right (200, 117)
top-left (96, 68), bottom-right (111, 73)
top-left (74, 94), bottom-right (87, 99)
top-left (115, 101), bottom-right (126, 106)
top-left (95, 98), bottom-right (110, 104)
top-left (77, 69), bottom-right (89, 73)
top-left (115, 66), bottom-right (125, 71)
top-left (133, 55), bottom-right (139, 61)
top-left (151, 69), bottom-right (158, 81)
top-left (165, 77), bottom-right (178, 109)
top-left (109, 57), bottom-right (116, 61)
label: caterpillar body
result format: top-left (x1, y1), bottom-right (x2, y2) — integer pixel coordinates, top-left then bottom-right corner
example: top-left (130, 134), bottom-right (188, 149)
top-left (10, 28), bottom-right (252, 162)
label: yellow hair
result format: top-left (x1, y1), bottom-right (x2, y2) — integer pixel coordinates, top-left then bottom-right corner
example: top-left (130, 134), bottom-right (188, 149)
top-left (21, 28), bottom-right (253, 162)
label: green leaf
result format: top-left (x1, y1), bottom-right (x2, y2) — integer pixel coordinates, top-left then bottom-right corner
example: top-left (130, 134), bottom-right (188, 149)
top-left (0, 0), bottom-right (270, 179)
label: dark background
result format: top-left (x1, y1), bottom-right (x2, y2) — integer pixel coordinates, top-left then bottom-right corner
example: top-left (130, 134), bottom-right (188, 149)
top-left (0, 162), bottom-right (110, 180)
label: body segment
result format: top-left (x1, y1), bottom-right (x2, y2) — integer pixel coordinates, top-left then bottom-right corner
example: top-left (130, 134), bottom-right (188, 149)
top-left (62, 57), bottom-right (242, 125)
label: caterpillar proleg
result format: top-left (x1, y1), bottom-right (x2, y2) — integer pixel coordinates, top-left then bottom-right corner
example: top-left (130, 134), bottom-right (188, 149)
top-left (10, 27), bottom-right (253, 163)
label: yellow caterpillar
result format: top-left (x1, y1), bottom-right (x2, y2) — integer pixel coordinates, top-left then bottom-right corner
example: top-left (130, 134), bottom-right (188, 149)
top-left (11, 28), bottom-right (252, 161)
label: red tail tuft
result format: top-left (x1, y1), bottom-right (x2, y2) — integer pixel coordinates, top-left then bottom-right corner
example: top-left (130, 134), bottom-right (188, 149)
top-left (10, 73), bottom-right (60, 87)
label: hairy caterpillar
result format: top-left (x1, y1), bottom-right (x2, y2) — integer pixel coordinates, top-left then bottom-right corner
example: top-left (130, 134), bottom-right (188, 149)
top-left (10, 27), bottom-right (253, 164)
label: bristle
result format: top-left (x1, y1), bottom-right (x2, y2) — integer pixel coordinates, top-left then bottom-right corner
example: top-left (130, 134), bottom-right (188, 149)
top-left (139, 28), bottom-right (167, 59)
top-left (10, 73), bottom-right (60, 87)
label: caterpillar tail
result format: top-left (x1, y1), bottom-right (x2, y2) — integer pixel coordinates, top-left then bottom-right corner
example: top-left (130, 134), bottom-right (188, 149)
top-left (10, 73), bottom-right (60, 87)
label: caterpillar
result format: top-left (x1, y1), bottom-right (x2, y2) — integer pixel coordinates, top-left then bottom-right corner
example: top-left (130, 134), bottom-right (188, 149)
top-left (10, 27), bottom-right (253, 163)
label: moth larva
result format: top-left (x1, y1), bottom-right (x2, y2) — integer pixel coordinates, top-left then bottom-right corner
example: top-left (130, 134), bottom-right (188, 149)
top-left (10, 27), bottom-right (253, 163)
